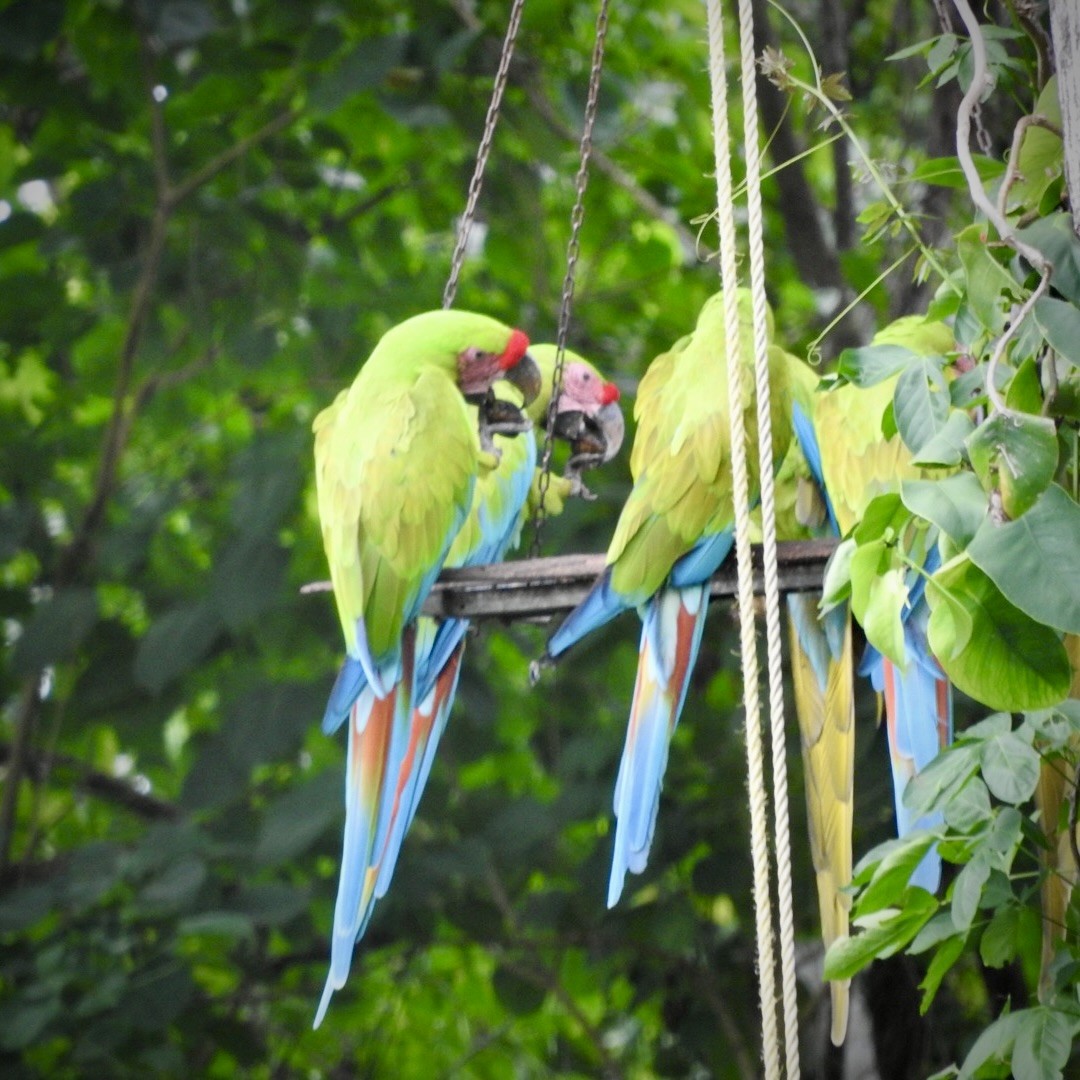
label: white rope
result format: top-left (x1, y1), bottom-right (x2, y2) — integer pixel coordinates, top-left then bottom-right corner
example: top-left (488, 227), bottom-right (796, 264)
top-left (704, 3), bottom-right (781, 1078)
top-left (732, 0), bottom-right (801, 1073)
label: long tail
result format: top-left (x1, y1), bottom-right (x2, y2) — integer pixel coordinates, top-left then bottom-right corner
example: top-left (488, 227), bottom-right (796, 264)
top-left (869, 601), bottom-right (952, 893)
top-left (374, 641), bottom-right (466, 900)
top-left (315, 630), bottom-right (416, 1028)
top-left (787, 593), bottom-right (854, 1047)
top-left (608, 584), bottom-right (709, 908)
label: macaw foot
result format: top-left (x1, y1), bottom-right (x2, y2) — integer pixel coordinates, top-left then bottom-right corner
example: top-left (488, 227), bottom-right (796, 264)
top-left (561, 464), bottom-right (598, 501)
top-left (477, 394), bottom-right (532, 451)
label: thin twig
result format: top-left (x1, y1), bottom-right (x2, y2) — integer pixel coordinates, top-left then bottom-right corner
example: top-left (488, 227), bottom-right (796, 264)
top-left (1070, 757), bottom-right (1080, 874)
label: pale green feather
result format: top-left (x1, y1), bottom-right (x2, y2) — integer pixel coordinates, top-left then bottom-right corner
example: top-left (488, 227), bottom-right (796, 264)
top-left (609, 289), bottom-right (792, 598)
top-left (313, 310), bottom-right (519, 662)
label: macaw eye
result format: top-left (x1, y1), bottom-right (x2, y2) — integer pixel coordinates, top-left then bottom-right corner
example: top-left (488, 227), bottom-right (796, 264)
top-left (461, 346), bottom-right (488, 364)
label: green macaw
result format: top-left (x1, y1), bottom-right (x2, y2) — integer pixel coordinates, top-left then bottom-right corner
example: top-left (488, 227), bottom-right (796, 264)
top-left (540, 289), bottom-right (793, 907)
top-left (792, 316), bottom-right (956, 903)
top-left (314, 335), bottom-right (621, 1027)
top-left (312, 310), bottom-right (541, 1026)
top-left (772, 351), bottom-right (855, 1046)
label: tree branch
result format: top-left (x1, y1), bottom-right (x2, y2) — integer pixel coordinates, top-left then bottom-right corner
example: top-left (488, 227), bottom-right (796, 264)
top-left (0, 742), bottom-right (180, 822)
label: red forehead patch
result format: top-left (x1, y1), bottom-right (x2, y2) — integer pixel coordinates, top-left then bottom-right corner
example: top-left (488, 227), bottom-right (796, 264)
top-left (498, 328), bottom-right (530, 370)
top-left (601, 381), bottom-right (620, 405)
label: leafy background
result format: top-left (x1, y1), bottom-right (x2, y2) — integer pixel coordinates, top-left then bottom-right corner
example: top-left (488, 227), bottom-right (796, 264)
top-left (0, 1), bottom-right (1074, 1077)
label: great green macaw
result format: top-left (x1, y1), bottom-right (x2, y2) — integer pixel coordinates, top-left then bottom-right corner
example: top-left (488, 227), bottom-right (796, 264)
top-left (540, 289), bottom-right (793, 907)
top-left (769, 351), bottom-right (856, 1046)
top-left (312, 310), bottom-right (541, 1026)
top-left (314, 338), bottom-right (622, 1026)
top-left (793, 316), bottom-right (955, 899)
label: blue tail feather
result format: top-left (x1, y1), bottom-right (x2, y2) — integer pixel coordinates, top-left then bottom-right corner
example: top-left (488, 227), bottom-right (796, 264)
top-left (547, 567), bottom-right (629, 659)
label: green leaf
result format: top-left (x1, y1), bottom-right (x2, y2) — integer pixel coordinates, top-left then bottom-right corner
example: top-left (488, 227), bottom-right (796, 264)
top-left (824, 891), bottom-right (938, 980)
top-left (967, 484), bottom-right (1080, 634)
top-left (255, 770), bottom-right (343, 864)
top-left (920, 931), bottom-right (966, 1014)
top-left (860, 566), bottom-right (908, 668)
top-left (957, 223), bottom-right (1022, 333)
top-left (901, 473), bottom-right (987, 546)
top-left (966, 411), bottom-right (1059, 519)
top-left (835, 344), bottom-right (917, 387)
top-left (1006, 356), bottom-right (1045, 414)
top-left (1034, 297), bottom-right (1080, 368)
top-left (926, 555), bottom-right (1071, 710)
top-left (11, 588), bottom-right (99, 675)
top-left (309, 34), bottom-right (409, 115)
top-left (1017, 213), bottom-right (1080, 306)
top-left (980, 904), bottom-right (1021, 968)
top-left (136, 856), bottom-right (208, 914)
top-left (911, 409), bottom-right (975, 467)
top-left (958, 1010), bottom-right (1024, 1078)
top-left (893, 356), bottom-right (951, 455)
top-left (903, 741), bottom-right (981, 820)
top-left (1005, 79), bottom-right (1063, 216)
top-left (951, 852), bottom-right (990, 932)
top-left (943, 776), bottom-right (992, 833)
top-left (858, 833), bottom-right (937, 915)
top-left (1011, 1007), bottom-right (1076, 1080)
top-left (980, 729), bottom-right (1041, 804)
top-left (820, 536), bottom-right (855, 610)
top-left (134, 602), bottom-right (223, 694)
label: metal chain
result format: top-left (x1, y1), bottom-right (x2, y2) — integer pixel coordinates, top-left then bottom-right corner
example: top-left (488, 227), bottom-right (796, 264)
top-left (442, 0), bottom-right (528, 309)
top-left (531, 0), bottom-right (610, 554)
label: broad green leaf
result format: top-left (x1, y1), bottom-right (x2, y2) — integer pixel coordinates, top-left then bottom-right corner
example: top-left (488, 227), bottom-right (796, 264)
top-left (912, 409), bottom-right (974, 467)
top-left (820, 536), bottom-right (855, 610)
top-left (1017, 213), bottom-right (1080, 306)
top-left (835, 344), bottom-right (917, 387)
top-left (309, 34), bottom-right (408, 114)
top-left (967, 484), bottom-right (1080, 634)
top-left (861, 565), bottom-right (908, 668)
top-left (980, 904), bottom-right (1021, 968)
top-left (1034, 296), bottom-right (1080, 368)
top-left (824, 891), bottom-right (938, 980)
top-left (909, 911), bottom-right (963, 954)
top-left (1005, 356), bottom-right (1045, 414)
top-left (950, 852), bottom-right (990, 932)
top-left (943, 776), bottom-right (992, 832)
top-left (980, 730), bottom-right (1041, 804)
top-left (255, 770), bottom-right (343, 864)
top-left (966, 411), bottom-right (1059, 518)
top-left (958, 1010), bottom-right (1024, 1079)
top-left (853, 492), bottom-right (908, 544)
top-left (1011, 1007), bottom-right (1075, 1080)
top-left (920, 932), bottom-right (966, 1014)
top-left (927, 556), bottom-right (1071, 710)
top-left (984, 808), bottom-right (1024, 869)
top-left (857, 833), bottom-right (937, 915)
top-left (903, 740), bottom-right (981, 820)
top-left (11, 588), bottom-right (99, 675)
top-left (136, 856), bottom-right (208, 914)
top-left (893, 356), bottom-right (950, 455)
top-left (1006, 78), bottom-right (1063, 216)
top-left (134, 602), bottom-right (223, 695)
top-left (901, 473), bottom-right (987, 546)
top-left (956, 223), bottom-right (1022, 333)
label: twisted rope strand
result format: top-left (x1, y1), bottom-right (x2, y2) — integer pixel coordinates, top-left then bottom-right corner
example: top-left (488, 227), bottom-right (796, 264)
top-left (705, 2), bottom-right (781, 1076)
top-left (734, 0), bottom-right (800, 1072)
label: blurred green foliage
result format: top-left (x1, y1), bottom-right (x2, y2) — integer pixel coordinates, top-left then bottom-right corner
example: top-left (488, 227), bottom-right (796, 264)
top-left (0, 0), bottom-right (1069, 1076)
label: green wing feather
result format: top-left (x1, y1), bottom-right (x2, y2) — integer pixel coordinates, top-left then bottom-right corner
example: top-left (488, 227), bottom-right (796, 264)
top-left (315, 367), bottom-right (477, 662)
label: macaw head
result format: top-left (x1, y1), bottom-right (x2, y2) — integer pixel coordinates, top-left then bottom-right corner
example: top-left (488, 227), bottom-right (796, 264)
top-left (376, 309), bottom-right (542, 405)
top-left (529, 344), bottom-right (625, 474)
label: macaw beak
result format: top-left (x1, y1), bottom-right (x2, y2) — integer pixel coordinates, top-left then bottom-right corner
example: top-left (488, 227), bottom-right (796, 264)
top-left (591, 399), bottom-right (625, 463)
top-left (501, 351), bottom-right (542, 407)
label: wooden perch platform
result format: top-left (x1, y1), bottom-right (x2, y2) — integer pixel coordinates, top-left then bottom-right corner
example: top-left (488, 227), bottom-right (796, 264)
top-left (420, 539), bottom-right (838, 621)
